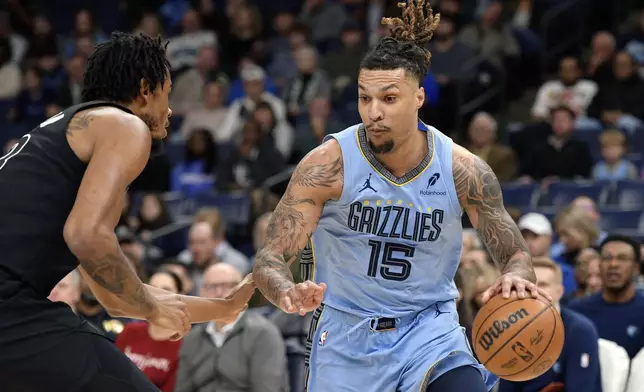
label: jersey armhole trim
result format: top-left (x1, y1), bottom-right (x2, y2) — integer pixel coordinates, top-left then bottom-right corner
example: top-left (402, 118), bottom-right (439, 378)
top-left (443, 139), bottom-right (463, 217)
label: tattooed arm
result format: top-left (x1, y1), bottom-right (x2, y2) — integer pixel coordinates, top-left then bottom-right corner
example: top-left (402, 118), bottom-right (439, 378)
top-left (253, 139), bottom-right (343, 310)
top-left (63, 109), bottom-right (161, 319)
top-left (452, 145), bottom-right (536, 283)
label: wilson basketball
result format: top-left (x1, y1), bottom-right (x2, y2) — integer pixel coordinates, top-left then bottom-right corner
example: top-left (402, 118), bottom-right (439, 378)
top-left (472, 293), bottom-right (565, 382)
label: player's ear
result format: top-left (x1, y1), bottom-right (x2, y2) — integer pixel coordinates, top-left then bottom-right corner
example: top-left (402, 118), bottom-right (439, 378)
top-left (139, 78), bottom-right (151, 104)
top-left (416, 86), bottom-right (425, 110)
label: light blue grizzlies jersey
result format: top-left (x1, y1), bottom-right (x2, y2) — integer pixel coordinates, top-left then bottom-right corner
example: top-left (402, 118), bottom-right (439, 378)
top-left (300, 121), bottom-right (463, 318)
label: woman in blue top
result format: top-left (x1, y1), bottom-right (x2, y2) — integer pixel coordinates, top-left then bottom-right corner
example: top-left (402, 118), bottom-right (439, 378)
top-left (170, 129), bottom-right (218, 197)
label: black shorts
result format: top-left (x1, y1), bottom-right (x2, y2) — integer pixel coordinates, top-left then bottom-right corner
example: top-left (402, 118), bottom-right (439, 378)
top-left (0, 281), bottom-right (159, 392)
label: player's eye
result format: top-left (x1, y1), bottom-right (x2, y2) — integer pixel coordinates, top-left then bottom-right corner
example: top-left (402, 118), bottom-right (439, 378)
top-left (385, 96), bottom-right (397, 103)
top-left (359, 96), bottom-right (370, 102)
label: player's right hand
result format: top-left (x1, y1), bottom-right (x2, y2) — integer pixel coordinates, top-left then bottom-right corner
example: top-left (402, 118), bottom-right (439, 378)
top-left (146, 293), bottom-right (191, 341)
top-left (279, 280), bottom-right (326, 316)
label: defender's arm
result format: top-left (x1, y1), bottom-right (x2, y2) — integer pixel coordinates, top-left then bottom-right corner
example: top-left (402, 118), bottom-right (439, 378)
top-left (64, 111), bottom-right (158, 319)
top-left (253, 140), bottom-right (343, 308)
top-left (452, 145), bottom-right (535, 283)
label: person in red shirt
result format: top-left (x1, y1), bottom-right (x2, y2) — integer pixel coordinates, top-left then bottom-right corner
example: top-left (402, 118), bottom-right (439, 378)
top-left (116, 269), bottom-right (184, 392)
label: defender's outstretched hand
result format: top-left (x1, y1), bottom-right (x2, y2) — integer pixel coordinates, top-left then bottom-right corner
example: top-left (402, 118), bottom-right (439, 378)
top-left (217, 273), bottom-right (256, 323)
top-left (146, 293), bottom-right (191, 341)
top-left (279, 281), bottom-right (326, 315)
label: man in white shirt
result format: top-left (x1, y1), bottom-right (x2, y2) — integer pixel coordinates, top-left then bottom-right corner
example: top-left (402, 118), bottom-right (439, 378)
top-left (532, 56), bottom-right (598, 121)
top-left (166, 8), bottom-right (217, 72)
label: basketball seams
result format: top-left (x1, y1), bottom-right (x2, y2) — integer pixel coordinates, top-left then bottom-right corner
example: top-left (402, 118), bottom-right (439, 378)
top-left (473, 296), bottom-right (551, 343)
top-left (492, 307), bottom-right (559, 378)
top-left (479, 302), bottom-right (554, 366)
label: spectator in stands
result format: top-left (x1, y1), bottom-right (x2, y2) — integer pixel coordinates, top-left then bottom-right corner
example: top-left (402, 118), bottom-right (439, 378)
top-left (179, 208), bottom-right (250, 284)
top-left (292, 95), bottom-right (344, 162)
top-left (135, 13), bottom-right (163, 37)
top-left (267, 22), bottom-right (310, 87)
top-left (460, 249), bottom-right (490, 271)
top-left (570, 235), bottom-right (644, 358)
top-left (62, 9), bottom-right (105, 60)
top-left (458, 1), bottom-right (520, 67)
top-left (116, 269), bottom-right (183, 392)
top-left (48, 269), bottom-right (81, 313)
top-left (57, 54), bottom-right (85, 108)
top-left (322, 21), bottom-right (366, 102)
top-left (217, 120), bottom-right (286, 193)
top-left (24, 15), bottom-right (58, 66)
top-left (0, 11), bottom-right (26, 64)
top-left (462, 228), bottom-right (482, 254)
top-left (266, 11), bottom-right (296, 58)
top-left (519, 106), bottom-right (593, 181)
top-left (171, 46), bottom-right (228, 116)
top-left (587, 251), bottom-right (604, 294)
top-left (500, 257), bottom-right (602, 392)
top-left (219, 4), bottom-right (265, 75)
top-left (299, 0), bottom-right (349, 49)
top-left (132, 193), bottom-right (172, 241)
top-left (117, 226), bottom-right (161, 277)
top-left (220, 64), bottom-right (288, 143)
top-left (531, 56), bottom-right (598, 121)
top-left (619, 9), bottom-right (644, 64)
top-left (588, 51), bottom-right (644, 132)
top-left (175, 263), bottom-right (287, 392)
top-left (252, 101), bottom-right (294, 160)
top-left (518, 212), bottom-right (576, 295)
top-left (554, 206), bottom-right (600, 267)
top-left (468, 261), bottom-right (500, 317)
top-left (251, 212), bottom-right (272, 265)
top-left (592, 129), bottom-right (639, 180)
top-left (166, 8), bottom-right (218, 73)
top-left (282, 45), bottom-right (331, 123)
top-left (170, 129), bottom-right (217, 197)
top-left (563, 247), bottom-right (603, 305)
top-left (0, 37), bottom-right (20, 100)
top-left (465, 112), bottom-right (516, 182)
top-left (586, 31), bottom-right (617, 86)
top-left (9, 68), bottom-right (57, 128)
top-left (455, 271), bottom-right (474, 346)
top-left (179, 81), bottom-right (230, 142)
top-left (161, 260), bottom-right (195, 295)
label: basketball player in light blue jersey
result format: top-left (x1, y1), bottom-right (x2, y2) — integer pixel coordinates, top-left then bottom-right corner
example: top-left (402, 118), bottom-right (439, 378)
top-left (253, 1), bottom-right (550, 391)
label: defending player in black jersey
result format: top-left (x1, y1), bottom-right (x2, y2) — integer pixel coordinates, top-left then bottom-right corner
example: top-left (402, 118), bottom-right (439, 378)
top-left (0, 32), bottom-right (255, 392)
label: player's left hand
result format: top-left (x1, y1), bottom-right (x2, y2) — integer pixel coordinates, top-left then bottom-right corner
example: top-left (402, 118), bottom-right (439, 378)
top-left (481, 272), bottom-right (553, 304)
top-left (217, 274), bottom-right (256, 323)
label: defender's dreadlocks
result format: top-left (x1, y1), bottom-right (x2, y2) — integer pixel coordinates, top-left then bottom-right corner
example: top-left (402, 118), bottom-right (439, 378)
top-left (361, 0), bottom-right (440, 81)
top-left (82, 32), bottom-right (171, 103)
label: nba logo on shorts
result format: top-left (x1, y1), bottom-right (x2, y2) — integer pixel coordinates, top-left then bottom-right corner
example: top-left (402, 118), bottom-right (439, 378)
top-left (319, 331), bottom-right (328, 346)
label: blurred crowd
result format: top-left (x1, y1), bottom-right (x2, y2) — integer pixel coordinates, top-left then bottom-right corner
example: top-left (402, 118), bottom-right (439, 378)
top-left (2, 0), bottom-right (644, 391)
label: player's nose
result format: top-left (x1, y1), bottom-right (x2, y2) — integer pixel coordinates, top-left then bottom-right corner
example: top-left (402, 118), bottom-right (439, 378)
top-left (367, 101), bottom-right (384, 122)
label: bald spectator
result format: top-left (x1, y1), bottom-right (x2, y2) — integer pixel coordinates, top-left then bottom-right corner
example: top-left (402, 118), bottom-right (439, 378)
top-left (586, 31), bottom-right (617, 86)
top-left (465, 112), bottom-right (517, 182)
top-left (178, 208), bottom-right (250, 289)
top-left (175, 264), bottom-right (287, 392)
top-left (48, 269), bottom-right (81, 313)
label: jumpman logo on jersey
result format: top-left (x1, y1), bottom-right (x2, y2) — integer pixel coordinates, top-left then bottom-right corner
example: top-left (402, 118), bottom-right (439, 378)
top-left (433, 303), bottom-right (448, 318)
top-left (358, 173), bottom-right (377, 193)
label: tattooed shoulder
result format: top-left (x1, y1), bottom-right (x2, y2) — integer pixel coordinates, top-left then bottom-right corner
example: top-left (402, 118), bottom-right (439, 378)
top-left (452, 152), bottom-right (503, 210)
top-left (290, 139), bottom-right (344, 199)
top-left (67, 112), bottom-right (94, 135)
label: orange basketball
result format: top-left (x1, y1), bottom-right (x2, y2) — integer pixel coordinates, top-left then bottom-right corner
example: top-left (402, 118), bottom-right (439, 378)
top-left (472, 293), bottom-right (565, 382)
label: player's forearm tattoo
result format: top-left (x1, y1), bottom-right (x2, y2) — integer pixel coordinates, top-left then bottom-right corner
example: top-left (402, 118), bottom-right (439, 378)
top-left (453, 154), bottom-right (535, 282)
top-left (253, 156), bottom-right (343, 306)
top-left (80, 250), bottom-right (156, 316)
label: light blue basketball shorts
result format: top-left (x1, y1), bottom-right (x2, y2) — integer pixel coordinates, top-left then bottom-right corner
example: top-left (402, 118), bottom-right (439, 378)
top-left (304, 301), bottom-right (498, 392)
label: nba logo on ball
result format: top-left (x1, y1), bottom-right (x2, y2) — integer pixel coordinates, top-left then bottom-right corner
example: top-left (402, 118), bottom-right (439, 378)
top-left (472, 294), bottom-right (565, 382)
top-left (319, 331), bottom-right (328, 346)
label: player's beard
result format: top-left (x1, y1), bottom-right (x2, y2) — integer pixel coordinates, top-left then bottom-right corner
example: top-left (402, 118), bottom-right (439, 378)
top-left (138, 112), bottom-right (165, 156)
top-left (368, 138), bottom-right (395, 154)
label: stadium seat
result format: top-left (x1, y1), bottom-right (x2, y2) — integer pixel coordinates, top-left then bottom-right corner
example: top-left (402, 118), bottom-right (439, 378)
top-left (501, 183), bottom-right (538, 209)
top-left (542, 181), bottom-right (608, 206)
top-left (193, 192), bottom-right (251, 227)
top-left (574, 129), bottom-right (602, 162)
top-left (598, 209), bottom-right (643, 231)
top-left (630, 130), bottom-right (644, 155)
top-left (613, 180), bottom-right (644, 208)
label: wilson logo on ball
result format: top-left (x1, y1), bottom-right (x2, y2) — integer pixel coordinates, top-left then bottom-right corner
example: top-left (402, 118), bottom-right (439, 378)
top-left (478, 308), bottom-right (530, 351)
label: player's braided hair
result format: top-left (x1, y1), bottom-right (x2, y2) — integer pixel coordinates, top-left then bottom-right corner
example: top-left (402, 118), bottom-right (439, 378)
top-left (82, 32), bottom-right (171, 103)
top-left (360, 0), bottom-right (440, 82)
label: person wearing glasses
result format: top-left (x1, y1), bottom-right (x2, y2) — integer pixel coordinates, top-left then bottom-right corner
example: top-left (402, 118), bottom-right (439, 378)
top-left (569, 234), bottom-right (644, 358)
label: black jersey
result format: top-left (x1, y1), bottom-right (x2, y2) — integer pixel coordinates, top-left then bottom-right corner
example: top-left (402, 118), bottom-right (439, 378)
top-left (0, 101), bottom-right (133, 299)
